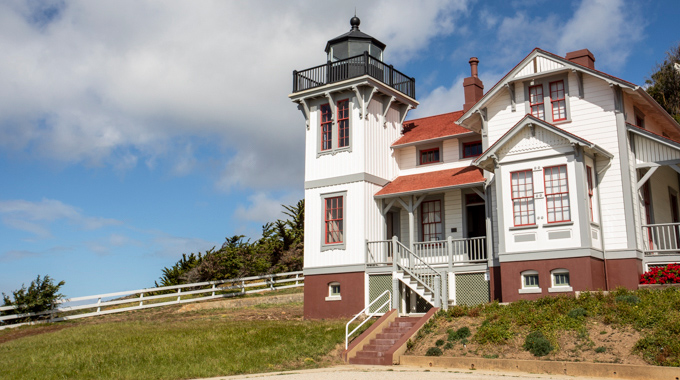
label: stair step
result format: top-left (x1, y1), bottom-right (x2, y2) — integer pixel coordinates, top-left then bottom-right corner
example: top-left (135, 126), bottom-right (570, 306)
top-left (362, 344), bottom-right (393, 351)
top-left (356, 350), bottom-right (385, 358)
top-left (371, 338), bottom-right (397, 346)
top-left (349, 356), bottom-right (386, 365)
top-left (376, 332), bottom-right (403, 340)
top-left (382, 327), bottom-right (411, 334)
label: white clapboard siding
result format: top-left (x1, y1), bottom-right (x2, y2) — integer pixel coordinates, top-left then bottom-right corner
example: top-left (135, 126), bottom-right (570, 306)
top-left (514, 56), bottom-right (566, 79)
top-left (444, 189), bottom-right (463, 240)
top-left (364, 99), bottom-right (402, 181)
top-left (633, 134), bottom-right (680, 164)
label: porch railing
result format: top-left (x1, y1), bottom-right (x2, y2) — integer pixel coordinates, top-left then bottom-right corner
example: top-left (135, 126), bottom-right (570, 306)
top-left (367, 236), bottom-right (486, 266)
top-left (394, 240), bottom-right (441, 308)
top-left (642, 223), bottom-right (680, 255)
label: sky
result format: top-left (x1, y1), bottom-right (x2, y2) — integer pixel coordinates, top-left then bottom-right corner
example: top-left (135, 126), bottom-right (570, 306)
top-left (1, 0), bottom-right (678, 299)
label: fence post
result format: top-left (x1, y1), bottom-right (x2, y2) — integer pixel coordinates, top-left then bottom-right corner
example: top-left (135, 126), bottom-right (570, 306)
top-left (177, 288), bottom-right (182, 303)
top-left (241, 280), bottom-right (246, 295)
top-left (295, 273), bottom-right (299, 286)
top-left (96, 297), bottom-right (102, 314)
top-left (292, 70), bottom-right (298, 92)
top-left (434, 276), bottom-right (441, 308)
top-left (212, 283), bottom-right (216, 297)
top-left (270, 275), bottom-right (275, 291)
top-left (139, 292), bottom-right (144, 307)
top-left (447, 236), bottom-right (454, 271)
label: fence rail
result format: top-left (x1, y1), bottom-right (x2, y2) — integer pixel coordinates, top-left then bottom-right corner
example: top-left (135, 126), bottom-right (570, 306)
top-left (0, 271), bottom-right (303, 330)
top-left (367, 237), bottom-right (486, 267)
top-left (293, 52), bottom-right (415, 98)
top-left (643, 223), bottom-right (680, 255)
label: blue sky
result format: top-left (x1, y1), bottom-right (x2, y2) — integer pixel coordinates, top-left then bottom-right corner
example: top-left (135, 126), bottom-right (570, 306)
top-left (1, 0), bottom-right (678, 298)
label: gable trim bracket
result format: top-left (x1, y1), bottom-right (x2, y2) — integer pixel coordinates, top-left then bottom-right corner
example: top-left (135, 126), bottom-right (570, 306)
top-left (296, 99), bottom-right (311, 130)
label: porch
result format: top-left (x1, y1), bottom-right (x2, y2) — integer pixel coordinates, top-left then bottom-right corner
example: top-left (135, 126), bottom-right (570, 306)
top-left (366, 236), bottom-right (487, 267)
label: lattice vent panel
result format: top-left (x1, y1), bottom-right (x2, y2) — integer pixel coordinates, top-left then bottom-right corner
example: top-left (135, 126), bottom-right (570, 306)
top-left (455, 273), bottom-right (489, 306)
top-left (368, 274), bottom-right (392, 313)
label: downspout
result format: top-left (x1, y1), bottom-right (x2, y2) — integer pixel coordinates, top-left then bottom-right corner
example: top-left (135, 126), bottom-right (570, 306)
top-left (595, 155), bottom-right (611, 290)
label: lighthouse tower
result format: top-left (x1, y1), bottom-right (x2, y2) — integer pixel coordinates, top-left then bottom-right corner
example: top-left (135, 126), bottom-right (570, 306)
top-left (290, 16), bottom-right (418, 319)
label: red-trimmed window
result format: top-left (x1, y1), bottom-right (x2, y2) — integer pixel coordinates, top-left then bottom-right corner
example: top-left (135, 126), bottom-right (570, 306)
top-left (462, 141), bottom-right (482, 158)
top-left (586, 166), bottom-right (594, 220)
top-left (420, 148), bottom-right (440, 165)
top-left (544, 165), bottom-right (570, 223)
top-left (324, 196), bottom-right (343, 244)
top-left (550, 80), bottom-right (567, 121)
top-left (337, 99), bottom-right (349, 148)
top-left (320, 103), bottom-right (332, 151)
top-left (421, 200), bottom-right (442, 241)
top-left (529, 85), bottom-right (545, 120)
top-left (511, 170), bottom-right (535, 226)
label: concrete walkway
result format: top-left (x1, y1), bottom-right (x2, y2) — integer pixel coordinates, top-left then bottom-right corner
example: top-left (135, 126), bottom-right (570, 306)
top-left (196, 365), bottom-right (608, 380)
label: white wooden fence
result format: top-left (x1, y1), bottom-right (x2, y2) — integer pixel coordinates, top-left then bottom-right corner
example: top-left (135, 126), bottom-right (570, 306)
top-left (0, 271), bottom-right (303, 330)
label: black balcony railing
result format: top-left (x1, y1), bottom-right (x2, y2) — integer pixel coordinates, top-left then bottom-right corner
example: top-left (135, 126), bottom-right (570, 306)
top-left (292, 51), bottom-right (415, 99)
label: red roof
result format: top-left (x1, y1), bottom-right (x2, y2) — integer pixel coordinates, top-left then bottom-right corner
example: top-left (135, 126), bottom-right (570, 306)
top-left (392, 111), bottom-right (472, 147)
top-left (375, 166), bottom-right (484, 197)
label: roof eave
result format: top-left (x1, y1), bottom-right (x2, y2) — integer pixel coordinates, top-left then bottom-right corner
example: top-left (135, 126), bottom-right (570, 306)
top-left (374, 181), bottom-right (486, 199)
top-left (391, 131), bottom-right (478, 149)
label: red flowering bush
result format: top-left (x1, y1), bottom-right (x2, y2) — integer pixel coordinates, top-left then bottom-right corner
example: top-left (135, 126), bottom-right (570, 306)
top-left (640, 263), bottom-right (680, 284)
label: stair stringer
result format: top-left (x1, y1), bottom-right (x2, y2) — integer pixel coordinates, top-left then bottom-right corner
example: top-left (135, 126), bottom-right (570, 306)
top-left (394, 271), bottom-right (434, 306)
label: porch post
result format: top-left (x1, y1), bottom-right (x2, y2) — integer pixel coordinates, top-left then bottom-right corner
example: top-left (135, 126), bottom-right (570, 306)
top-left (392, 276), bottom-right (399, 311)
top-left (447, 235), bottom-right (453, 271)
top-left (434, 276), bottom-right (441, 308)
top-left (408, 196), bottom-right (415, 251)
top-left (392, 236), bottom-right (398, 271)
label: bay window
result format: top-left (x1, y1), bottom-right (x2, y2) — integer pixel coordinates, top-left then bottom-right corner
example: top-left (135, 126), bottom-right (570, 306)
top-left (511, 170), bottom-right (535, 226)
top-left (524, 74), bottom-right (571, 123)
top-left (544, 165), bottom-right (570, 223)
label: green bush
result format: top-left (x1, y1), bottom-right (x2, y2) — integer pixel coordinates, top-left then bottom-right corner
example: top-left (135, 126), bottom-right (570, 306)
top-left (568, 307), bottom-right (587, 318)
top-left (615, 294), bottom-right (640, 305)
top-left (448, 326), bottom-right (471, 341)
top-left (443, 342), bottom-right (453, 350)
top-left (475, 318), bottom-right (512, 344)
top-left (595, 346), bottom-right (606, 353)
top-left (2, 275), bottom-right (65, 321)
top-left (426, 347), bottom-right (443, 356)
top-left (523, 331), bottom-right (553, 357)
top-left (435, 339), bottom-right (445, 347)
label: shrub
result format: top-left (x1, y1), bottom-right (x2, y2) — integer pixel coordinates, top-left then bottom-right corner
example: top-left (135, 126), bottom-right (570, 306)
top-left (615, 294), bottom-right (640, 305)
top-left (640, 263), bottom-right (680, 285)
top-left (435, 339), bottom-right (445, 347)
top-left (443, 342), bottom-right (453, 350)
top-left (2, 275), bottom-right (65, 321)
top-left (568, 307), bottom-right (588, 318)
top-left (595, 346), bottom-right (606, 353)
top-left (523, 331), bottom-right (553, 357)
top-left (447, 326), bottom-right (471, 341)
top-left (475, 318), bottom-right (512, 344)
top-left (426, 347), bottom-right (443, 356)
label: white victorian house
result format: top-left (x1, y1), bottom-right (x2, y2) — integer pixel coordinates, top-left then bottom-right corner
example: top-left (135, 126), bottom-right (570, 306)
top-left (290, 17), bottom-right (680, 319)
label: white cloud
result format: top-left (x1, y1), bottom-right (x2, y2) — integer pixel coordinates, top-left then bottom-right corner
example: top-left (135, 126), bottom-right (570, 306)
top-left (0, 0), bottom-right (472, 193)
top-left (0, 198), bottom-right (121, 238)
top-left (150, 231), bottom-right (215, 258)
top-left (234, 191), bottom-right (302, 225)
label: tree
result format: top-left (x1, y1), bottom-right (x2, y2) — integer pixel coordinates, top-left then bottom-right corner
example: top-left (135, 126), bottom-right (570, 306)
top-left (2, 275), bottom-right (65, 321)
top-left (646, 43), bottom-right (680, 124)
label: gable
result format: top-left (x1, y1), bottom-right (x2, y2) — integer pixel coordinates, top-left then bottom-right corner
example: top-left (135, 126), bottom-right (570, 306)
top-left (513, 56), bottom-right (565, 79)
top-left (496, 124), bottom-right (571, 161)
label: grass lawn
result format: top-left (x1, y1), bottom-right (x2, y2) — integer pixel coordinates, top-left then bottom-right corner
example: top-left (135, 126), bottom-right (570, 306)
top-left (0, 299), bottom-right (354, 380)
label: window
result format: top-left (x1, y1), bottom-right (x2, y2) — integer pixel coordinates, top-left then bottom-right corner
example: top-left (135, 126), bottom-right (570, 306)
top-left (550, 80), bottom-right (566, 121)
top-left (462, 141), bottom-right (483, 158)
top-left (324, 196), bottom-right (343, 244)
top-left (549, 269), bottom-right (573, 293)
top-left (511, 170), bottom-right (535, 226)
top-left (520, 270), bottom-right (541, 294)
top-left (337, 100), bottom-right (349, 148)
top-left (326, 282), bottom-right (341, 301)
top-left (421, 200), bottom-right (442, 241)
top-left (524, 74), bottom-right (571, 123)
top-left (544, 165), bottom-right (570, 223)
top-left (420, 148), bottom-right (440, 165)
top-left (586, 166), bottom-right (594, 221)
top-left (320, 103), bottom-right (332, 151)
top-left (529, 85), bottom-right (545, 119)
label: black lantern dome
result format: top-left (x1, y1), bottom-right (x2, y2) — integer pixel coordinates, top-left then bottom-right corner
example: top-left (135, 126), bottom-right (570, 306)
top-left (325, 16), bottom-right (386, 62)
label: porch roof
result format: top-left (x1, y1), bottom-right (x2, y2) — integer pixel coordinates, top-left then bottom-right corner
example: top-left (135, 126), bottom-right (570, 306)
top-left (392, 110), bottom-right (476, 148)
top-left (375, 166), bottom-right (484, 198)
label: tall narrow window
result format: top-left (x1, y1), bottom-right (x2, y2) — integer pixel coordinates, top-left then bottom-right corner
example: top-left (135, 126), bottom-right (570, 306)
top-left (462, 141), bottom-right (483, 158)
top-left (320, 103), bottom-right (332, 151)
top-left (325, 196), bottom-right (343, 244)
top-left (544, 165), bottom-right (570, 223)
top-left (550, 80), bottom-right (566, 121)
top-left (420, 148), bottom-right (440, 165)
top-left (511, 170), bottom-right (535, 226)
top-left (421, 200), bottom-right (442, 241)
top-left (337, 99), bottom-right (349, 148)
top-left (586, 166), bottom-right (594, 220)
top-left (529, 85), bottom-right (545, 120)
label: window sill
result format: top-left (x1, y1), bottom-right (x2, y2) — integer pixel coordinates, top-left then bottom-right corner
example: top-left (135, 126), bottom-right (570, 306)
top-left (519, 288), bottom-right (542, 294)
top-left (320, 244), bottom-right (345, 252)
top-left (325, 296), bottom-right (342, 301)
top-left (509, 225), bottom-right (538, 231)
top-left (548, 286), bottom-right (573, 293)
top-left (552, 118), bottom-right (572, 125)
top-left (317, 147), bottom-right (352, 158)
top-left (417, 161), bottom-right (442, 167)
top-left (542, 221), bottom-right (574, 228)
top-left (590, 222), bottom-right (600, 228)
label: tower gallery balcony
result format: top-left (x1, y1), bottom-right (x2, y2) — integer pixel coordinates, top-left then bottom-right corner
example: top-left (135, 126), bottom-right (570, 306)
top-left (292, 51), bottom-right (416, 99)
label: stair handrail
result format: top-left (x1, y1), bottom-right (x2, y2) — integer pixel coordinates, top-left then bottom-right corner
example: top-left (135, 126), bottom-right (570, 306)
top-left (395, 240), bottom-right (441, 306)
top-left (345, 290), bottom-right (391, 350)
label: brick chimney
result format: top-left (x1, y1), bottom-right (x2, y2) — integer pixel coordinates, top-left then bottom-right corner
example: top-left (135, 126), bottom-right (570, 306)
top-left (463, 57), bottom-right (484, 112)
top-left (565, 49), bottom-right (595, 69)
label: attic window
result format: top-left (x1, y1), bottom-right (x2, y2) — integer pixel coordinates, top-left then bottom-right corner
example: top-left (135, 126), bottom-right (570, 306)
top-left (420, 148), bottom-right (440, 165)
top-left (462, 141), bottom-right (482, 158)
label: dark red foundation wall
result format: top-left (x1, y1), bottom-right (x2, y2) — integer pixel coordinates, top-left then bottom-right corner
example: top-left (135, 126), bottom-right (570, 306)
top-left (500, 256), bottom-right (606, 302)
top-left (303, 271), bottom-right (365, 319)
top-left (606, 258), bottom-right (642, 290)
top-left (489, 266), bottom-right (502, 302)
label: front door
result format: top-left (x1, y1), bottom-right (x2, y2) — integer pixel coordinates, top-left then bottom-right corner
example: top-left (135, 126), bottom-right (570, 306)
top-left (465, 193), bottom-right (486, 238)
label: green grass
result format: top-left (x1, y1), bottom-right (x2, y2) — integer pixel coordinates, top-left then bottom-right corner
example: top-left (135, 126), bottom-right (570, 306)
top-left (0, 301), bottom-right (349, 380)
